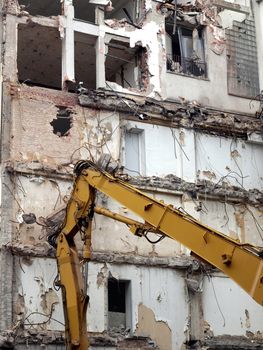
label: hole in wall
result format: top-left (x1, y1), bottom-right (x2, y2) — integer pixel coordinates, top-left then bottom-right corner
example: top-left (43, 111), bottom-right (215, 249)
top-left (50, 107), bottom-right (73, 137)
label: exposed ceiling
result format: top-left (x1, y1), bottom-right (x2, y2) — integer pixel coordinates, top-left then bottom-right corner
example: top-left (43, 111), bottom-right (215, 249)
top-left (18, 0), bottom-right (61, 16)
top-left (105, 39), bottom-right (137, 83)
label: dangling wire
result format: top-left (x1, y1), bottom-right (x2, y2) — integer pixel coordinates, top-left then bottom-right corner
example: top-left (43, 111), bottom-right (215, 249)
top-left (144, 229), bottom-right (165, 244)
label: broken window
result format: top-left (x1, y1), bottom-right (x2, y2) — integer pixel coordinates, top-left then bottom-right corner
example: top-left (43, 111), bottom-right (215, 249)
top-left (18, 0), bottom-right (61, 16)
top-left (105, 0), bottom-right (143, 24)
top-left (226, 19), bottom-right (260, 99)
top-left (166, 23), bottom-right (207, 78)
top-left (108, 279), bottom-right (131, 330)
top-left (105, 39), bottom-right (147, 90)
top-left (124, 128), bottom-right (145, 176)
top-left (18, 24), bottom-right (62, 89)
top-left (73, 0), bottom-right (96, 23)
top-left (74, 32), bottom-right (97, 90)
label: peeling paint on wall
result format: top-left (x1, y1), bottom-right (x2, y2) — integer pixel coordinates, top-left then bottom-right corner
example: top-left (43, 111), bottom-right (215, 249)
top-left (135, 303), bottom-right (172, 350)
top-left (96, 264), bottom-right (108, 288)
top-left (40, 288), bottom-right (59, 314)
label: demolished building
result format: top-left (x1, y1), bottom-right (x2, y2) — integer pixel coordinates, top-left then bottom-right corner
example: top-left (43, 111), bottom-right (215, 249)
top-left (0, 0), bottom-right (263, 349)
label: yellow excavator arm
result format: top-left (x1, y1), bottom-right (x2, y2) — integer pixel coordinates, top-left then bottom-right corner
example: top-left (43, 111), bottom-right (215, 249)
top-left (49, 160), bottom-right (263, 350)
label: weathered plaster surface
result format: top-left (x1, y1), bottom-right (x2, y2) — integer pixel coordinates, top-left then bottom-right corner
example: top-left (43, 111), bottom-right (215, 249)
top-left (202, 274), bottom-right (263, 337)
top-left (1, 0), bottom-right (263, 349)
top-left (135, 304), bottom-right (172, 350)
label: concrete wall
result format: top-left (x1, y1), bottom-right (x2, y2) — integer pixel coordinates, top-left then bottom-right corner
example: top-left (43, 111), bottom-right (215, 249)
top-left (15, 257), bottom-right (263, 350)
top-left (202, 273), bottom-right (263, 337)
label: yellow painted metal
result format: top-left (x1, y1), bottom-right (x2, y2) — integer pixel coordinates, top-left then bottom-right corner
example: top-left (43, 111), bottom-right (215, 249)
top-left (94, 206), bottom-right (154, 236)
top-left (56, 234), bottom-right (89, 350)
top-left (56, 171), bottom-right (96, 350)
top-left (57, 161), bottom-right (263, 350)
top-left (77, 164), bottom-right (263, 305)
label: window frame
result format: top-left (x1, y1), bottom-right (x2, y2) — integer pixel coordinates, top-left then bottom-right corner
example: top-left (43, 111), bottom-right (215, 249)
top-left (166, 23), bottom-right (208, 79)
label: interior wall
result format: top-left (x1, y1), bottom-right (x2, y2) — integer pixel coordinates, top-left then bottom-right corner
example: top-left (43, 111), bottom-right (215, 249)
top-left (105, 39), bottom-right (138, 89)
top-left (73, 0), bottom-right (96, 23)
top-left (74, 32), bottom-right (97, 89)
top-left (105, 0), bottom-right (136, 21)
top-left (17, 24), bottom-right (62, 89)
top-left (202, 274), bottom-right (263, 337)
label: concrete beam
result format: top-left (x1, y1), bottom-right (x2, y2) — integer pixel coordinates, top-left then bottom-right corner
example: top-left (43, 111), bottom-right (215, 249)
top-left (0, 83), bottom-right (14, 331)
top-left (62, 2), bottom-right (75, 86)
top-left (212, 0), bottom-right (250, 14)
top-left (96, 35), bottom-right (106, 88)
top-left (2, 15), bottom-right (17, 82)
top-left (73, 20), bottom-right (99, 36)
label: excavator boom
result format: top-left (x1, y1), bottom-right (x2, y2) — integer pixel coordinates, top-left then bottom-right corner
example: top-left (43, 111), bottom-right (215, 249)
top-left (51, 160), bottom-right (263, 349)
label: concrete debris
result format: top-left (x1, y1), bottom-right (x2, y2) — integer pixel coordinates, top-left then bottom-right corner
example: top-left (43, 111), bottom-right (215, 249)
top-left (5, 160), bottom-right (73, 180)
top-left (92, 251), bottom-right (200, 270)
top-left (3, 329), bottom-right (262, 349)
top-left (0, 331), bottom-right (14, 348)
top-left (185, 277), bottom-right (203, 293)
top-left (161, 0), bottom-right (226, 58)
top-left (117, 336), bottom-right (160, 349)
top-left (203, 335), bottom-right (263, 349)
top-left (9, 330), bottom-right (64, 346)
top-left (78, 90), bottom-right (263, 137)
top-left (2, 241), bottom-right (55, 257)
top-left (130, 175), bottom-right (263, 206)
top-left (255, 91), bottom-right (263, 120)
top-left (105, 18), bottom-right (133, 29)
top-left (246, 331), bottom-right (263, 340)
top-left (0, 329), bottom-right (121, 348)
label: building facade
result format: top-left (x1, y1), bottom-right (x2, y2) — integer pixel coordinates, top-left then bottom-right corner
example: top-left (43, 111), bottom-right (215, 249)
top-left (0, 0), bottom-right (263, 349)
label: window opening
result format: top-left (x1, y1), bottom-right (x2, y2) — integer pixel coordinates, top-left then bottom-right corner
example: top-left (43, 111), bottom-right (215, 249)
top-left (108, 279), bottom-right (130, 329)
top-left (124, 128), bottom-right (145, 176)
top-left (74, 32), bottom-right (97, 90)
top-left (166, 22), bottom-right (207, 78)
top-left (105, 39), bottom-right (147, 90)
top-left (73, 0), bottom-right (96, 23)
top-left (18, 24), bottom-right (62, 89)
top-left (18, 0), bottom-right (61, 16)
top-left (105, 0), bottom-right (143, 23)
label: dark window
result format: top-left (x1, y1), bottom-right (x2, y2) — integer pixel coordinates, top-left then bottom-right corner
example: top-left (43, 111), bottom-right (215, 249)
top-left (108, 279), bottom-right (130, 329)
top-left (74, 32), bottom-right (97, 90)
top-left (18, 24), bottom-right (62, 89)
top-left (73, 0), bottom-right (96, 23)
top-left (166, 23), bottom-right (207, 78)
